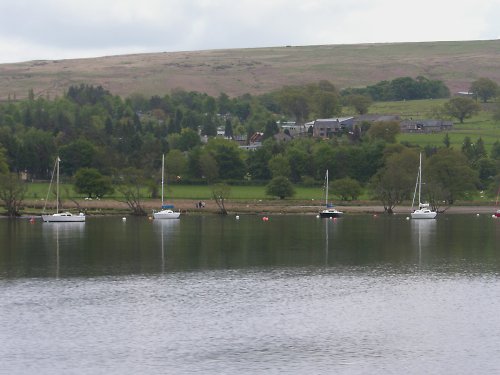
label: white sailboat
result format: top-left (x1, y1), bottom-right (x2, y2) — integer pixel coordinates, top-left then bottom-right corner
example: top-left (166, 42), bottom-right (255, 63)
top-left (319, 170), bottom-right (343, 218)
top-left (411, 153), bottom-right (437, 219)
top-left (153, 154), bottom-right (180, 220)
top-left (42, 157), bottom-right (86, 223)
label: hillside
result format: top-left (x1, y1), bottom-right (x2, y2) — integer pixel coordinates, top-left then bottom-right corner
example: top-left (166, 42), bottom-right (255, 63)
top-left (1, 39), bottom-right (500, 101)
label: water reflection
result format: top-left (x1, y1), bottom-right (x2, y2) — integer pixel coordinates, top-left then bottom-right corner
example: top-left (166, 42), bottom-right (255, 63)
top-left (42, 222), bottom-right (85, 278)
top-left (152, 219), bottom-right (180, 273)
top-left (323, 217), bottom-right (341, 265)
top-left (410, 219), bottom-right (436, 264)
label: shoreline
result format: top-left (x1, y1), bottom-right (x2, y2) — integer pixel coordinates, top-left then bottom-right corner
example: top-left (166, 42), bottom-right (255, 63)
top-left (10, 198), bottom-right (500, 217)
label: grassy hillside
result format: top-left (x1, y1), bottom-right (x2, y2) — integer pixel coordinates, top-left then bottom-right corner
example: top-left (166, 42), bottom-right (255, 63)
top-left (1, 40), bottom-right (500, 101)
top-left (366, 99), bottom-right (500, 151)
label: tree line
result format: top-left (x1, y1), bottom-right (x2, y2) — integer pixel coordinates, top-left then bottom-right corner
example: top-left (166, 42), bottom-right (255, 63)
top-left (0, 77), bottom-right (500, 216)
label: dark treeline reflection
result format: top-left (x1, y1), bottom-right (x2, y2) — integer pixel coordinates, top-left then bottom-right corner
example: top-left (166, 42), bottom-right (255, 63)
top-left (1, 214), bottom-right (500, 278)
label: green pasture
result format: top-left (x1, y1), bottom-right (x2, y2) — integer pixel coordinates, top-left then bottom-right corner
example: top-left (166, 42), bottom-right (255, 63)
top-left (25, 182), bottom-right (335, 202)
top-left (369, 99), bottom-right (500, 152)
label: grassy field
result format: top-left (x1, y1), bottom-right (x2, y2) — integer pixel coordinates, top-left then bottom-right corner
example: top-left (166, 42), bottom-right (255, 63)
top-left (2, 40), bottom-right (500, 101)
top-left (369, 99), bottom-right (500, 151)
top-left (26, 182), bottom-right (331, 202)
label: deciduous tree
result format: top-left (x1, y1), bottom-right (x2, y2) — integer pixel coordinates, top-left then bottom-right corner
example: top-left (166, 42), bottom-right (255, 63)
top-left (266, 176), bottom-right (295, 199)
top-left (470, 77), bottom-right (499, 103)
top-left (212, 183), bottom-right (231, 215)
top-left (443, 97), bottom-right (480, 123)
top-left (367, 121), bottom-right (400, 143)
top-left (74, 168), bottom-right (113, 198)
top-left (0, 172), bottom-right (27, 217)
top-left (331, 177), bottom-right (362, 201)
top-left (369, 148), bottom-right (418, 214)
top-left (426, 148), bottom-right (478, 204)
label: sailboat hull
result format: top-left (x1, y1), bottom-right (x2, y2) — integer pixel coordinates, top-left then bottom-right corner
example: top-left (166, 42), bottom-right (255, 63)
top-left (153, 210), bottom-right (180, 219)
top-left (410, 209), bottom-right (437, 219)
top-left (42, 213), bottom-right (86, 222)
top-left (319, 209), bottom-right (343, 218)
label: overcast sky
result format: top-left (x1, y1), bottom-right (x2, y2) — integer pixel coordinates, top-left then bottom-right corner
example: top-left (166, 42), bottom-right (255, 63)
top-left (1, 0), bottom-right (499, 64)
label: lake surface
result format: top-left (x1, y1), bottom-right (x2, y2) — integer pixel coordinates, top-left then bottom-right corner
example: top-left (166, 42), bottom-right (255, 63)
top-left (1, 214), bottom-right (500, 374)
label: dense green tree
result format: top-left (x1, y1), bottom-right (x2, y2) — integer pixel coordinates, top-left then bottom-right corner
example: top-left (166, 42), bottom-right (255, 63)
top-left (0, 146), bottom-right (8, 174)
top-left (311, 90), bottom-right (341, 118)
top-left (18, 128), bottom-right (56, 179)
top-left (59, 139), bottom-right (96, 176)
top-left (205, 138), bottom-right (245, 180)
top-left (199, 151), bottom-right (219, 183)
top-left (285, 140), bottom-right (315, 182)
top-left (343, 76), bottom-right (449, 101)
top-left (367, 121), bottom-right (400, 143)
top-left (443, 97), bottom-right (481, 123)
top-left (461, 136), bottom-right (475, 161)
top-left (346, 94), bottom-right (372, 114)
top-left (268, 154), bottom-right (291, 178)
top-left (491, 140), bottom-right (500, 160)
top-left (165, 150), bottom-right (188, 181)
top-left (470, 77), bottom-right (498, 103)
top-left (201, 114), bottom-right (217, 136)
top-left (462, 136), bottom-right (486, 165)
top-left (224, 119), bottom-right (233, 138)
top-left (476, 158), bottom-right (498, 188)
top-left (369, 148), bottom-right (419, 214)
top-left (262, 120), bottom-right (279, 140)
top-left (278, 86), bottom-right (309, 123)
top-left (331, 177), bottom-right (362, 201)
top-left (426, 148), bottom-right (478, 204)
top-left (312, 142), bottom-right (336, 178)
top-left (186, 146), bottom-right (203, 178)
top-left (168, 128), bottom-right (200, 151)
top-left (168, 108), bottom-right (183, 134)
top-left (71, 84), bottom-right (110, 104)
top-left (217, 93), bottom-right (232, 114)
top-left (246, 144), bottom-right (273, 181)
top-left (443, 133), bottom-right (451, 148)
top-left (0, 172), bottom-right (27, 216)
top-left (266, 176), bottom-right (295, 199)
top-left (74, 168), bottom-right (114, 198)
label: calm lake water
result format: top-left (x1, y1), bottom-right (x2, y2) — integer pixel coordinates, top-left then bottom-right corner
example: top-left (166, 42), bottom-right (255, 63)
top-left (1, 214), bottom-right (500, 374)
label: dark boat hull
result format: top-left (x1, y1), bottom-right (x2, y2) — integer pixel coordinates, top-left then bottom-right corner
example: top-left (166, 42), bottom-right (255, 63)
top-left (319, 210), bottom-right (343, 218)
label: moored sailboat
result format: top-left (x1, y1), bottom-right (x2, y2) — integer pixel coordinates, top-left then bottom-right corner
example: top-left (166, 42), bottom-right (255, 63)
top-left (153, 154), bottom-right (180, 220)
top-left (410, 153), bottom-right (437, 219)
top-left (319, 170), bottom-right (343, 218)
top-left (42, 157), bottom-right (86, 223)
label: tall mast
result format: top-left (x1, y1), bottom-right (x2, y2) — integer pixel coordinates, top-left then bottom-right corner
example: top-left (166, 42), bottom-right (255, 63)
top-left (418, 152), bottom-right (422, 205)
top-left (325, 169), bottom-right (329, 205)
top-left (161, 154), bottom-right (165, 207)
top-left (56, 157), bottom-right (60, 213)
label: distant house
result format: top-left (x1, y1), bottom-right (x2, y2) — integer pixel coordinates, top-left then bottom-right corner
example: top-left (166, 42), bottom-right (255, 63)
top-left (312, 117), bottom-right (354, 138)
top-left (278, 121), bottom-right (307, 136)
top-left (399, 119), bottom-right (453, 133)
top-left (239, 132), bottom-right (264, 151)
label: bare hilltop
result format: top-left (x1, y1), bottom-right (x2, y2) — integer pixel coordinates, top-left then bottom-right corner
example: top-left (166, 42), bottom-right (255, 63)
top-left (1, 39), bottom-right (500, 100)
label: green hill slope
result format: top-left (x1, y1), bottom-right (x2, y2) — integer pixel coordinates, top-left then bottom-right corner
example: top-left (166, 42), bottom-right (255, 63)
top-left (1, 40), bottom-right (500, 101)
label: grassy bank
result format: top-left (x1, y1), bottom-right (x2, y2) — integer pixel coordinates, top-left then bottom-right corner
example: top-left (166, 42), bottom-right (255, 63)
top-left (25, 182), bottom-right (334, 201)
